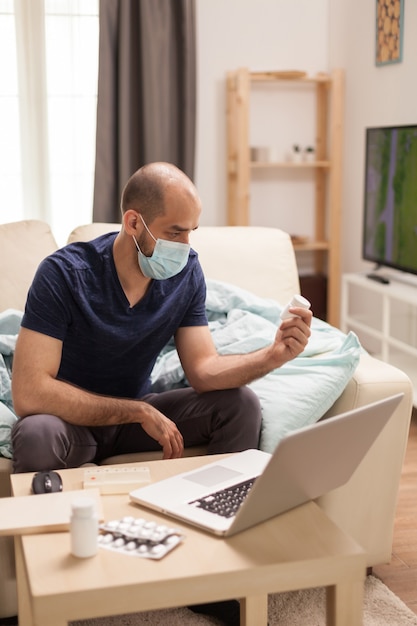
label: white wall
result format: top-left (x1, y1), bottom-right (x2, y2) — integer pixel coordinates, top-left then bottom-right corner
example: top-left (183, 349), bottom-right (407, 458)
top-left (329, 0), bottom-right (417, 275)
top-left (196, 0), bottom-right (417, 278)
top-left (195, 0), bottom-right (329, 231)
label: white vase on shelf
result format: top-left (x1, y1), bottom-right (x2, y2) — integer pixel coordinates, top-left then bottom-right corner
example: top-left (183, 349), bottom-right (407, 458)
top-left (304, 147), bottom-right (316, 162)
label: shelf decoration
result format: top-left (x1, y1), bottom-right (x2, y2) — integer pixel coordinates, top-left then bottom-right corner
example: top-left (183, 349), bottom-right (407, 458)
top-left (376, 0), bottom-right (404, 66)
top-left (291, 144), bottom-right (302, 163)
top-left (304, 146), bottom-right (315, 162)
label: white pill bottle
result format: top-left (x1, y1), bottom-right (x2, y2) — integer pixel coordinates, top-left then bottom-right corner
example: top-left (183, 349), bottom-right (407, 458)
top-left (70, 496), bottom-right (99, 558)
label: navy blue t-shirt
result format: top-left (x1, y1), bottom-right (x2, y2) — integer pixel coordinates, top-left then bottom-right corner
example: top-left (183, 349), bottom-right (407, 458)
top-left (21, 232), bottom-right (208, 398)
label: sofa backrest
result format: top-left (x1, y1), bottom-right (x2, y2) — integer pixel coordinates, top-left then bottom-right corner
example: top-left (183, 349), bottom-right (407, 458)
top-left (192, 226), bottom-right (300, 303)
top-left (68, 223), bottom-right (300, 304)
top-left (0, 220), bottom-right (58, 312)
top-left (68, 222), bottom-right (121, 243)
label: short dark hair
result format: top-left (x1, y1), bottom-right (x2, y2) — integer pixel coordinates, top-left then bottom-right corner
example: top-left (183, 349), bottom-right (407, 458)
top-left (120, 164), bottom-right (165, 222)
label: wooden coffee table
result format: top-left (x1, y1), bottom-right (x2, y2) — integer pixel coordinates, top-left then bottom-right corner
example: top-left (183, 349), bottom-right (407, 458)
top-left (11, 455), bottom-right (366, 626)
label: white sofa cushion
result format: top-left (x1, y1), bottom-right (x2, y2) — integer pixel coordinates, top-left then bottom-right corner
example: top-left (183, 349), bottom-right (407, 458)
top-left (0, 220), bottom-right (58, 313)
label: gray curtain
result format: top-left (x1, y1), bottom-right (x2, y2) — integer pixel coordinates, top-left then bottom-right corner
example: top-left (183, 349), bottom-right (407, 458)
top-left (93, 0), bottom-right (196, 223)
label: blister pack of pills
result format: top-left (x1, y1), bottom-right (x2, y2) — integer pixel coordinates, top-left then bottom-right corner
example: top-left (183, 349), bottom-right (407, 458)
top-left (98, 516), bottom-right (184, 560)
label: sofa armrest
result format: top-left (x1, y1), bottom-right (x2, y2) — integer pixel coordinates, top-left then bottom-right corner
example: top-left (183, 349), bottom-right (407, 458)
top-left (324, 353), bottom-right (413, 417)
top-left (317, 355), bottom-right (413, 566)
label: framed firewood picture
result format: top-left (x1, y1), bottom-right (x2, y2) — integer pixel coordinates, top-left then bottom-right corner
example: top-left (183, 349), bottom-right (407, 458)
top-left (376, 0), bottom-right (404, 65)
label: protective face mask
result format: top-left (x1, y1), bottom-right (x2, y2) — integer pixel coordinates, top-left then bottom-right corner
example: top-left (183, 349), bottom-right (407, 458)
top-left (132, 216), bottom-right (190, 280)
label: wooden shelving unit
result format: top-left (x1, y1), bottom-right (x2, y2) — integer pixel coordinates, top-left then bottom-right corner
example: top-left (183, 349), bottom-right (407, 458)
top-left (226, 68), bottom-right (344, 327)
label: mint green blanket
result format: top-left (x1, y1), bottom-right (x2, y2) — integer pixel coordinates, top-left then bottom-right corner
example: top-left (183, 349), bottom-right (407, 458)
top-left (151, 280), bottom-right (362, 453)
top-left (0, 309), bottom-right (22, 459)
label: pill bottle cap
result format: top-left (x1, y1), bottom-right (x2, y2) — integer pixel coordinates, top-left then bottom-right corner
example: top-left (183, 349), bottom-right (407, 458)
top-left (291, 294), bottom-right (310, 308)
top-left (71, 496), bottom-right (96, 518)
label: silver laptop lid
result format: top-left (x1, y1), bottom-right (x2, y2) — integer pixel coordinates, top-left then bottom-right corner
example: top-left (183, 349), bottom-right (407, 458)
top-left (227, 392), bottom-right (404, 535)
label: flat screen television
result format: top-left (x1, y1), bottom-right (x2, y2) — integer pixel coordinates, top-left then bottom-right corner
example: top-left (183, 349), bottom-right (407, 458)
top-left (362, 124), bottom-right (417, 281)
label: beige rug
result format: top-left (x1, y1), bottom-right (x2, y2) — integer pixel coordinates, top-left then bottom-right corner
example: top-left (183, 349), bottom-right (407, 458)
top-left (72, 575), bottom-right (417, 626)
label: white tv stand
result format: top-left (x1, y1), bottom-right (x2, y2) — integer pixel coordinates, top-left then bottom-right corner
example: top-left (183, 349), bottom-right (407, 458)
top-left (341, 273), bottom-right (417, 405)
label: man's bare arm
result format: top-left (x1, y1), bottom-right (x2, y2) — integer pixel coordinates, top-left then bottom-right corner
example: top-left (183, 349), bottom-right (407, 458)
top-left (176, 305), bottom-right (312, 393)
top-left (11, 328), bottom-right (183, 458)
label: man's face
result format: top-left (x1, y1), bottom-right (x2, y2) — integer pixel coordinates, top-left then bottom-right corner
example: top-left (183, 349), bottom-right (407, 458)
top-left (137, 184), bottom-right (201, 257)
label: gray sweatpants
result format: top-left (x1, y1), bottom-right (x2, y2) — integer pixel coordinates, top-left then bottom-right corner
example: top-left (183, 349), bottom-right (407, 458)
top-left (12, 386), bottom-right (262, 473)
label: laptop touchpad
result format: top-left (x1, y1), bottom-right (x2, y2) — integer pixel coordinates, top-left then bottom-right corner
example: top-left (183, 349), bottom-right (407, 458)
top-left (183, 466), bottom-right (243, 487)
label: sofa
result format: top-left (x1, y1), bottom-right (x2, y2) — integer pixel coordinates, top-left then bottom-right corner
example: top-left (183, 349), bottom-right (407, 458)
top-left (0, 219), bottom-right (413, 619)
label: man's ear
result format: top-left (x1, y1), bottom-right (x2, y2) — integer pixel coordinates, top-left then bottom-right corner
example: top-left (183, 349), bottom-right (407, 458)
top-left (123, 210), bottom-right (141, 236)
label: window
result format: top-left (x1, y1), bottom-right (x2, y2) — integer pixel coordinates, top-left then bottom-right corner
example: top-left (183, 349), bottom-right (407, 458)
top-left (0, 0), bottom-right (99, 245)
top-left (0, 1), bottom-right (21, 219)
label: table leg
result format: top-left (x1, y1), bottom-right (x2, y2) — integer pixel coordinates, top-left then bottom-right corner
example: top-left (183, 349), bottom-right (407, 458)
top-left (240, 593), bottom-right (268, 626)
top-left (326, 580), bottom-right (364, 626)
top-left (14, 537), bottom-right (34, 626)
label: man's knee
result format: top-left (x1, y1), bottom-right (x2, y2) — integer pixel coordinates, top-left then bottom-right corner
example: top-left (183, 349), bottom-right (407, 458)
top-left (213, 386), bottom-right (262, 451)
top-left (12, 414), bottom-right (59, 473)
top-left (236, 386), bottom-right (262, 415)
top-left (12, 414), bottom-right (80, 473)
top-left (224, 387), bottom-right (262, 425)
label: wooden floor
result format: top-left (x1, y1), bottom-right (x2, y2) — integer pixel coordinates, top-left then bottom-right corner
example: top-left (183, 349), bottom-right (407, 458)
top-left (373, 407), bottom-right (417, 614)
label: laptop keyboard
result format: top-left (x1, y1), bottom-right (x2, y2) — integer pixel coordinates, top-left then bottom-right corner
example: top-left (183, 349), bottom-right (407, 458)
top-left (189, 477), bottom-right (256, 519)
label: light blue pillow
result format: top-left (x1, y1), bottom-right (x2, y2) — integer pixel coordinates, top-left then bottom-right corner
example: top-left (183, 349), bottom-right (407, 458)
top-left (152, 280), bottom-right (362, 453)
top-left (251, 332), bottom-right (361, 452)
top-left (0, 402), bottom-right (17, 459)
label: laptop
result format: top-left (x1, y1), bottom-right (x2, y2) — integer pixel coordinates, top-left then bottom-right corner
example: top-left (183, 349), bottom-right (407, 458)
top-left (129, 393), bottom-right (403, 537)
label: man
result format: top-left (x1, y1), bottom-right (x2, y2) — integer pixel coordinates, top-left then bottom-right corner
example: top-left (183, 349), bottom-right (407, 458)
top-left (12, 162), bottom-right (311, 473)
